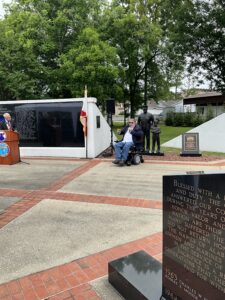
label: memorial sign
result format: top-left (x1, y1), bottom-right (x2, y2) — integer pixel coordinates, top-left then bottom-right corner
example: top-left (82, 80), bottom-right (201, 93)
top-left (163, 173), bottom-right (225, 300)
top-left (181, 133), bottom-right (201, 156)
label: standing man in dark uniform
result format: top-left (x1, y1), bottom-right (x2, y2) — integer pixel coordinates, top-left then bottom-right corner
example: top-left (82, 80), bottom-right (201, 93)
top-left (138, 105), bottom-right (154, 153)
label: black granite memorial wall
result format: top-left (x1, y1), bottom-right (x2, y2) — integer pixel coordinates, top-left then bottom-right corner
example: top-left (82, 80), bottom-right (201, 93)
top-left (163, 173), bottom-right (225, 300)
top-left (0, 102), bottom-right (84, 147)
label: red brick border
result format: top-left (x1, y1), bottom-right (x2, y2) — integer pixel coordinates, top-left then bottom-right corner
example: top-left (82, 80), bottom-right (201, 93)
top-left (0, 232), bottom-right (162, 300)
top-left (45, 160), bottom-right (101, 191)
top-left (2, 157), bottom-right (225, 230)
top-left (0, 189), bottom-right (162, 230)
top-left (0, 197), bottom-right (42, 229)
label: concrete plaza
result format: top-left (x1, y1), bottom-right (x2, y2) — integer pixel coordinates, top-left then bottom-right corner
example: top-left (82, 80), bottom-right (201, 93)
top-left (0, 155), bottom-right (225, 299)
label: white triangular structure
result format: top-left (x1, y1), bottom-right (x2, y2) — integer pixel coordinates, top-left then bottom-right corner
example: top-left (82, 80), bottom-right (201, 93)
top-left (162, 113), bottom-right (225, 153)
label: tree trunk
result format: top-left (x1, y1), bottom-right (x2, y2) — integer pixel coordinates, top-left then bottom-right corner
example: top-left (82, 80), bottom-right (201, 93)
top-left (144, 63), bottom-right (147, 105)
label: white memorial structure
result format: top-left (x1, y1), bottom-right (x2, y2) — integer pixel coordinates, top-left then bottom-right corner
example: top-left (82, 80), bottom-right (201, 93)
top-left (0, 98), bottom-right (112, 158)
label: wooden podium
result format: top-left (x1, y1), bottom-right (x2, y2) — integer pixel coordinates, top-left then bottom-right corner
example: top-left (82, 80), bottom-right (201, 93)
top-left (0, 130), bottom-right (20, 165)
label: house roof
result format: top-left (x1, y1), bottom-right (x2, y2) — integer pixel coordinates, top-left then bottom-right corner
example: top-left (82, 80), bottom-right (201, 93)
top-left (147, 99), bottom-right (183, 109)
top-left (183, 92), bottom-right (225, 105)
top-left (184, 92), bottom-right (222, 99)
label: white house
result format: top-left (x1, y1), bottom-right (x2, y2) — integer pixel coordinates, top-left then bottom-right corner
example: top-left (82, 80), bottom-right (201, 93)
top-left (183, 92), bottom-right (225, 117)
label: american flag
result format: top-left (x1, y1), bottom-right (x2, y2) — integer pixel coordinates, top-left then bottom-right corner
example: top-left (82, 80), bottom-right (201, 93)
top-left (80, 102), bottom-right (87, 136)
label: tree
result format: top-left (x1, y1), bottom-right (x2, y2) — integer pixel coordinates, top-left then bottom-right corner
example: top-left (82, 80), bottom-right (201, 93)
top-left (0, 0), bottom-right (207, 107)
top-left (101, 0), bottom-right (195, 115)
top-left (188, 0), bottom-right (225, 93)
top-left (102, 0), bottom-right (168, 116)
top-left (0, 10), bottom-right (45, 99)
top-left (0, 0), bottom-right (111, 100)
top-left (59, 27), bottom-right (119, 105)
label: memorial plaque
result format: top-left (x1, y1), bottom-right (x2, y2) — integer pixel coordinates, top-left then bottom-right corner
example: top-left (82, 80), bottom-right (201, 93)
top-left (181, 133), bottom-right (201, 156)
top-left (163, 173), bottom-right (225, 300)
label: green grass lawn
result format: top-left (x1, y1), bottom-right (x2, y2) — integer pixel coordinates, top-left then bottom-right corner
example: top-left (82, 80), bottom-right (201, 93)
top-left (160, 125), bottom-right (192, 154)
top-left (160, 125), bottom-right (193, 144)
top-left (113, 122), bottom-right (225, 156)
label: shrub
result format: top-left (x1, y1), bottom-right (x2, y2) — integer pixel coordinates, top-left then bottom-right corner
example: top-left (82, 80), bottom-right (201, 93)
top-left (193, 113), bottom-right (204, 127)
top-left (173, 113), bottom-right (184, 126)
top-left (205, 105), bottom-right (214, 122)
top-left (165, 111), bottom-right (174, 126)
top-left (165, 110), bottom-right (214, 127)
top-left (183, 111), bottom-right (194, 127)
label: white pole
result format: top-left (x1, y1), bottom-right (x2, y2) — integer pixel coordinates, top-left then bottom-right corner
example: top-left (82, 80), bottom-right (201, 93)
top-left (84, 86), bottom-right (88, 158)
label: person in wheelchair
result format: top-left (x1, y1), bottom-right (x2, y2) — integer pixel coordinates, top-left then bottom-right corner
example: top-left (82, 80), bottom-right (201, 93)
top-left (112, 118), bottom-right (143, 166)
top-left (125, 143), bottom-right (144, 166)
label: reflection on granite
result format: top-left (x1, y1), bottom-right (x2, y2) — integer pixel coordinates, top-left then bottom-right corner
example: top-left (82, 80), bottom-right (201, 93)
top-left (109, 251), bottom-right (162, 300)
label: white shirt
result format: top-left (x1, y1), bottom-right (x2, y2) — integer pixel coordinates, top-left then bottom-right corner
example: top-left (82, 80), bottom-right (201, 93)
top-left (6, 121), bottom-right (12, 130)
top-left (123, 128), bottom-right (133, 143)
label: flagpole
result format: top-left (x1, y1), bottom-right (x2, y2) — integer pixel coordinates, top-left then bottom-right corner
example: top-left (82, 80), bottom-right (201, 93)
top-left (84, 85), bottom-right (88, 159)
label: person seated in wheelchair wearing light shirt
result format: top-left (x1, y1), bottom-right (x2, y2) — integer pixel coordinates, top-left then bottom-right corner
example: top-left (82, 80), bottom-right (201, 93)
top-left (113, 118), bottom-right (143, 166)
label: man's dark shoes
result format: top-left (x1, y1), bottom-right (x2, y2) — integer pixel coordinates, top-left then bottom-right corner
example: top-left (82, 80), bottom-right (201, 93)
top-left (126, 160), bottom-right (131, 166)
top-left (112, 159), bottom-right (120, 164)
top-left (119, 160), bottom-right (125, 166)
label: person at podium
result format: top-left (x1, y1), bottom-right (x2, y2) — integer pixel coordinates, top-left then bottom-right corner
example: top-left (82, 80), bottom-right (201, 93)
top-left (0, 113), bottom-right (15, 131)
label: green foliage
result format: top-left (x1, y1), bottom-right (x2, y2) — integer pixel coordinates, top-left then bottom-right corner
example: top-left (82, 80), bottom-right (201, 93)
top-left (192, 114), bottom-right (204, 127)
top-left (183, 111), bottom-right (194, 127)
top-left (173, 113), bottom-right (184, 127)
top-left (101, 0), bottom-right (180, 115)
top-left (159, 125), bottom-right (193, 144)
top-left (59, 27), bottom-right (119, 105)
top-left (0, 0), bottom-right (112, 100)
top-left (2, 0), bottom-right (222, 108)
top-left (205, 105), bottom-right (214, 122)
top-left (164, 111), bottom-right (174, 126)
top-left (187, 0), bottom-right (225, 93)
top-left (165, 111), bottom-right (213, 127)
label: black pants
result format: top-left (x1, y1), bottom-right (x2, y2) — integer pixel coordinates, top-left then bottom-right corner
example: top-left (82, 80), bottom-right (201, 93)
top-left (142, 129), bottom-right (150, 151)
top-left (152, 134), bottom-right (160, 153)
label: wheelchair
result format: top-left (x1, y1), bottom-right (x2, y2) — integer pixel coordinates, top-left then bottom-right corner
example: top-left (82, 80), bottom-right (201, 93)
top-left (125, 145), bottom-right (144, 166)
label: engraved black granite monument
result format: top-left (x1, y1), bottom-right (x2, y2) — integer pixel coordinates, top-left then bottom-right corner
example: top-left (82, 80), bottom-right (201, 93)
top-left (163, 172), bottom-right (225, 300)
top-left (109, 172), bottom-right (225, 300)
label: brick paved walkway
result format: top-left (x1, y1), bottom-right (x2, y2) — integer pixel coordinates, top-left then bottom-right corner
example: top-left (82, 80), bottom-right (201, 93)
top-left (0, 155), bottom-right (224, 300)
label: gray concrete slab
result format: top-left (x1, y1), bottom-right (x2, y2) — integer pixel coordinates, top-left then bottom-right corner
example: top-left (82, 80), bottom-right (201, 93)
top-left (91, 276), bottom-right (124, 300)
top-left (0, 196), bottom-right (21, 214)
top-left (0, 159), bottom-right (85, 190)
top-left (60, 162), bottom-right (225, 200)
top-left (0, 199), bottom-right (162, 284)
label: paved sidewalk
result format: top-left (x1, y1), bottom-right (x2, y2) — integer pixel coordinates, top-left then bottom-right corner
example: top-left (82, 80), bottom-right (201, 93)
top-left (0, 155), bottom-right (225, 300)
